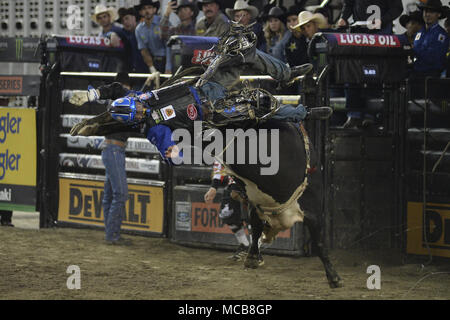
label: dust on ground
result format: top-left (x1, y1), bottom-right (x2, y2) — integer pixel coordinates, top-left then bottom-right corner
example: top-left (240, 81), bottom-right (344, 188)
top-left (1, 223), bottom-right (449, 300)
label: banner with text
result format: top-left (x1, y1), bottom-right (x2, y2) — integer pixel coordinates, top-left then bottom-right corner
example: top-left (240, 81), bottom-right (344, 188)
top-left (407, 202), bottom-right (450, 258)
top-left (58, 177), bottom-right (165, 235)
top-left (0, 107), bottom-right (36, 211)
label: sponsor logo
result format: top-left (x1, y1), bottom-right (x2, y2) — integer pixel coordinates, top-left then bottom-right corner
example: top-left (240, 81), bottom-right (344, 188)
top-left (336, 34), bottom-right (400, 47)
top-left (0, 76), bottom-right (22, 94)
top-left (58, 178), bottom-right (164, 233)
top-left (0, 42), bottom-right (8, 49)
top-left (407, 202), bottom-right (450, 258)
top-left (0, 188), bottom-right (11, 201)
top-left (186, 104), bottom-right (198, 120)
top-left (16, 38), bottom-right (23, 60)
top-left (161, 105), bottom-right (176, 121)
top-left (65, 36), bottom-right (122, 48)
top-left (191, 49), bottom-right (215, 65)
top-left (175, 201), bottom-right (192, 231)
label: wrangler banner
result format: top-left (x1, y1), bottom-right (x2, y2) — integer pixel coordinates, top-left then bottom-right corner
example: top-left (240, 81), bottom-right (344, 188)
top-left (0, 107), bottom-right (36, 211)
top-left (58, 174), bottom-right (165, 235)
top-left (407, 202), bottom-right (450, 258)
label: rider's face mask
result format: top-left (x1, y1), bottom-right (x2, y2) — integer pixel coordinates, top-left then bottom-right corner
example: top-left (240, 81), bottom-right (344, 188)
top-left (109, 97), bottom-right (148, 124)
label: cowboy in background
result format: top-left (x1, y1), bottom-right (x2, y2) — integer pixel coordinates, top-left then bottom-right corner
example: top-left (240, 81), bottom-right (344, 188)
top-left (284, 6), bottom-right (309, 75)
top-left (161, 0), bottom-right (199, 41)
top-left (398, 11), bottom-right (425, 47)
top-left (91, 4), bottom-right (123, 48)
top-left (225, 0), bottom-right (266, 51)
top-left (196, 0), bottom-right (229, 37)
top-left (135, 0), bottom-right (172, 74)
top-left (116, 7), bottom-right (149, 73)
top-left (412, 0), bottom-right (449, 79)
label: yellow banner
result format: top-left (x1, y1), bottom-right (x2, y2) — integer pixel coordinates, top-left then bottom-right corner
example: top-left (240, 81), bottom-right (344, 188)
top-left (407, 202), bottom-right (450, 258)
top-left (58, 178), bottom-right (164, 234)
top-left (0, 107), bottom-right (36, 186)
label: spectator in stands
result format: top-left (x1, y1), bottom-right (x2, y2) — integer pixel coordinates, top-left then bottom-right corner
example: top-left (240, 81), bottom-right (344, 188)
top-left (117, 7), bottom-right (149, 73)
top-left (291, 10), bottom-right (328, 43)
top-left (398, 11), bottom-right (425, 47)
top-left (225, 0), bottom-right (266, 51)
top-left (337, 0), bottom-right (403, 129)
top-left (135, 0), bottom-right (172, 74)
top-left (196, 0), bottom-right (229, 37)
top-left (161, 0), bottom-right (198, 41)
top-left (313, 6), bottom-right (333, 31)
top-left (412, 0), bottom-right (449, 78)
top-left (284, 6), bottom-right (309, 68)
top-left (91, 5), bottom-right (122, 47)
top-left (263, 6), bottom-right (290, 62)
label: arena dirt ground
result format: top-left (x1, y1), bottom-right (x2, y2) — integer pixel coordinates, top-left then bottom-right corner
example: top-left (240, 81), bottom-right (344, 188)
top-left (1, 213), bottom-right (449, 300)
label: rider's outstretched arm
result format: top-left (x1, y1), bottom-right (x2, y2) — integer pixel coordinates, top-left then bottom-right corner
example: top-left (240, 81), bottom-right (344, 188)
top-left (146, 124), bottom-right (183, 165)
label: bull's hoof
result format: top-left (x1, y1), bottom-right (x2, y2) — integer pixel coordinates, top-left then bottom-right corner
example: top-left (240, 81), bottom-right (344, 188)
top-left (327, 275), bottom-right (343, 289)
top-left (244, 254), bottom-right (260, 269)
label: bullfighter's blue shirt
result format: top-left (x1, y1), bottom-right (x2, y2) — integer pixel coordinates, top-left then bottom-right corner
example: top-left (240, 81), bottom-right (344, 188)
top-left (413, 22), bottom-right (449, 74)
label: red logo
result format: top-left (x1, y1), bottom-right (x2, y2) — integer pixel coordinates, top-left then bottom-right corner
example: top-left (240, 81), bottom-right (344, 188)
top-left (187, 104), bottom-right (198, 120)
top-left (191, 49), bottom-right (215, 65)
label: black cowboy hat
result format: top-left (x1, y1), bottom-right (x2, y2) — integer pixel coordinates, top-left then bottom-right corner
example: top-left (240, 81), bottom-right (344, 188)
top-left (176, 0), bottom-right (199, 19)
top-left (116, 7), bottom-right (138, 23)
top-left (265, 6), bottom-right (286, 24)
top-left (399, 10), bottom-right (425, 28)
top-left (286, 5), bottom-right (302, 18)
top-left (135, 0), bottom-right (160, 12)
top-left (197, 0), bottom-right (222, 10)
top-left (418, 0), bottom-right (449, 15)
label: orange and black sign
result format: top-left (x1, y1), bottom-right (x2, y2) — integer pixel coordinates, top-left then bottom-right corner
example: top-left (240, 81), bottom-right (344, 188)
top-left (0, 76), bottom-right (22, 94)
top-left (190, 202), bottom-right (291, 238)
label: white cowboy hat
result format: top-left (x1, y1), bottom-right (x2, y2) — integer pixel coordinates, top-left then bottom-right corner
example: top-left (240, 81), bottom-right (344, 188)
top-left (226, 0), bottom-right (259, 21)
top-left (291, 10), bottom-right (328, 30)
top-left (91, 4), bottom-right (119, 23)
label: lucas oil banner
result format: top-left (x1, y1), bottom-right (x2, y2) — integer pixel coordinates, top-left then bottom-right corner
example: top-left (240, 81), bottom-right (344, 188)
top-left (407, 202), bottom-right (450, 258)
top-left (58, 175), bottom-right (165, 235)
top-left (0, 107), bottom-right (36, 211)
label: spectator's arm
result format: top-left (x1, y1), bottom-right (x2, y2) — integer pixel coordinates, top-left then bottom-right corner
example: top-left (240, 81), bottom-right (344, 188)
top-left (141, 48), bottom-right (156, 72)
top-left (165, 46), bottom-right (172, 74)
top-left (110, 32), bottom-right (122, 47)
top-left (381, 0), bottom-right (403, 27)
top-left (160, 14), bottom-right (172, 41)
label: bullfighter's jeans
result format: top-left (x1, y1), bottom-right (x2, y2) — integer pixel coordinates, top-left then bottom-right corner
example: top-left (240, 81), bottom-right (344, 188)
top-left (102, 143), bottom-right (128, 241)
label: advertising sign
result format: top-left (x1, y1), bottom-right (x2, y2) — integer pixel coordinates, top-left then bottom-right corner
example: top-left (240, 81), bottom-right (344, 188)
top-left (58, 174), bottom-right (165, 235)
top-left (0, 107), bottom-right (36, 211)
top-left (407, 202), bottom-right (450, 258)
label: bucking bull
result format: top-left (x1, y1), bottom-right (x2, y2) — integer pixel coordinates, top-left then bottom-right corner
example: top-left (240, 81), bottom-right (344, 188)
top-left (67, 23), bottom-right (342, 288)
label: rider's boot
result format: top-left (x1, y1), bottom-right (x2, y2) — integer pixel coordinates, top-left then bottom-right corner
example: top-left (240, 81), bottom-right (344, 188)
top-left (288, 63), bottom-right (314, 81)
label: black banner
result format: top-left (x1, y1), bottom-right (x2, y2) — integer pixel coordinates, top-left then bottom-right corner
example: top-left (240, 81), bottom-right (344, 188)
top-left (0, 37), bottom-right (40, 63)
top-left (0, 183), bottom-right (36, 208)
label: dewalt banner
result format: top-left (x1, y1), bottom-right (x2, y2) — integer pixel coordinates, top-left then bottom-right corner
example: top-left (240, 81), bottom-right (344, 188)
top-left (0, 107), bottom-right (36, 211)
top-left (407, 202), bottom-right (450, 258)
top-left (58, 176), bottom-right (165, 234)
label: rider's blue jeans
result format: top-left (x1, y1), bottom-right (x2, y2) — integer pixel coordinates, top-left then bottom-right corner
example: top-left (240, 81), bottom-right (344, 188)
top-left (102, 143), bottom-right (128, 241)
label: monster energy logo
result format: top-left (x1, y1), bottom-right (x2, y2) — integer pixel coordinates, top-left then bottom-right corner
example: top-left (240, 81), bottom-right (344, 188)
top-left (16, 38), bottom-right (23, 60)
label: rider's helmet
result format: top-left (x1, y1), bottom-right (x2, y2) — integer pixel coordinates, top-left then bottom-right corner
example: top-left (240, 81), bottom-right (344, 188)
top-left (109, 97), bottom-right (148, 124)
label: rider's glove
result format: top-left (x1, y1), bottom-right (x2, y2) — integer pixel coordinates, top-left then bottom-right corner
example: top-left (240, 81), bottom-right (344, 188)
top-left (87, 85), bottom-right (100, 102)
